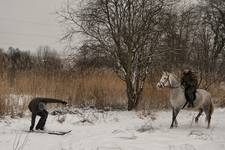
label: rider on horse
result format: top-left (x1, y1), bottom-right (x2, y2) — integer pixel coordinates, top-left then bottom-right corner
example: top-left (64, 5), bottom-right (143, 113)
top-left (181, 69), bottom-right (198, 108)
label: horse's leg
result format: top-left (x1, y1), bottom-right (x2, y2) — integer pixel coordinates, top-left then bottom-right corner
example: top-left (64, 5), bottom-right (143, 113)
top-left (207, 114), bottom-right (211, 129)
top-left (170, 108), bottom-right (180, 128)
top-left (174, 111), bottom-right (178, 128)
top-left (203, 102), bottom-right (213, 129)
top-left (195, 108), bottom-right (203, 123)
top-left (174, 118), bottom-right (178, 127)
top-left (170, 108), bottom-right (175, 128)
top-left (206, 103), bottom-right (213, 129)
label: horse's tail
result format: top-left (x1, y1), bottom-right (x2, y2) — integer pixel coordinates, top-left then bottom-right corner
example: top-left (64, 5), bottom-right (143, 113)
top-left (209, 100), bottom-right (214, 116)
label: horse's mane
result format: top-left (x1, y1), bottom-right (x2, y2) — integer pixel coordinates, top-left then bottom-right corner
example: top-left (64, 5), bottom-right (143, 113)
top-left (169, 73), bottom-right (179, 81)
top-left (168, 72), bottom-right (180, 87)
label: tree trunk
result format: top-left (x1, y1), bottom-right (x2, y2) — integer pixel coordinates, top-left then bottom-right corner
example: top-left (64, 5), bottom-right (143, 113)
top-left (126, 79), bottom-right (143, 111)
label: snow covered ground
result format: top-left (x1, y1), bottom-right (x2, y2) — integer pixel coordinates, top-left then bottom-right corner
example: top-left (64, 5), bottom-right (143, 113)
top-left (0, 108), bottom-right (225, 150)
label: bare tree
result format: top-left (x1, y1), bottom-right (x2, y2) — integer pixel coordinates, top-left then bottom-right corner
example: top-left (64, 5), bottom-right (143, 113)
top-left (0, 49), bottom-right (9, 78)
top-left (36, 46), bottom-right (62, 71)
top-left (158, 5), bottom-right (200, 70)
top-left (158, 1), bottom-right (225, 89)
top-left (58, 0), bottom-right (166, 110)
top-left (7, 47), bottom-right (32, 86)
top-left (191, 0), bottom-right (225, 89)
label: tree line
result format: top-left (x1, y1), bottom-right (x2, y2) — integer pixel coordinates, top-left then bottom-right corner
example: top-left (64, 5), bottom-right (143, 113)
top-left (0, 46), bottom-right (62, 86)
top-left (58, 0), bottom-right (225, 110)
top-left (1, 0), bottom-right (224, 111)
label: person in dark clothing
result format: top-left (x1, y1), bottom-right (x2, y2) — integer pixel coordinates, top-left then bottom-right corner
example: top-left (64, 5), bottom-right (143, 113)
top-left (181, 69), bottom-right (198, 108)
top-left (28, 97), bottom-right (67, 131)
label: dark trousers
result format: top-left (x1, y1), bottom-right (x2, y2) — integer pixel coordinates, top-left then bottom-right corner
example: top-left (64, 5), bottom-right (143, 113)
top-left (36, 109), bottom-right (48, 130)
top-left (30, 109), bottom-right (48, 130)
top-left (184, 87), bottom-right (196, 106)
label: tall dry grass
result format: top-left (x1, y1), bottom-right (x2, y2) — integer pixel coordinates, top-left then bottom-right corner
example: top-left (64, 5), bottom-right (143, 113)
top-left (0, 69), bottom-right (224, 117)
top-left (0, 70), bottom-right (128, 114)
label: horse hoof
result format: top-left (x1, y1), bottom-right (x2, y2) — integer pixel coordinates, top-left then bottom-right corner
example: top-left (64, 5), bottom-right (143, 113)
top-left (170, 126), bottom-right (173, 129)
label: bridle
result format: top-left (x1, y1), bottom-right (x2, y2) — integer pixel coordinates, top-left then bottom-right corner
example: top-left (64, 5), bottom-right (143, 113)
top-left (159, 74), bottom-right (180, 89)
top-left (159, 74), bottom-right (169, 88)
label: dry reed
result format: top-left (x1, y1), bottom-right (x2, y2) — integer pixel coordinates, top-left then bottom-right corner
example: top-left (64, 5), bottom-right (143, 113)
top-left (0, 69), bottom-right (224, 117)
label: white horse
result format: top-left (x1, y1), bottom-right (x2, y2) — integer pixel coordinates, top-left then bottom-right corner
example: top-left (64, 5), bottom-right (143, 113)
top-left (157, 72), bottom-right (213, 128)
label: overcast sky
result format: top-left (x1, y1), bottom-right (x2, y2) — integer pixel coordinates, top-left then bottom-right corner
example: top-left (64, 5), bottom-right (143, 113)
top-left (0, 0), bottom-right (67, 54)
top-left (0, 0), bottom-right (198, 55)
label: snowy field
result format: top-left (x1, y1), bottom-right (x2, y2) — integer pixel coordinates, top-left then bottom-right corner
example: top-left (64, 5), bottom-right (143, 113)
top-left (1, 108), bottom-right (225, 150)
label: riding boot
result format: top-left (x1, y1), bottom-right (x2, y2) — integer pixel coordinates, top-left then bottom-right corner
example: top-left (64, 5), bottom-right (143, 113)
top-left (184, 89), bottom-right (190, 108)
top-left (188, 93), bottom-right (195, 108)
top-left (187, 101), bottom-right (194, 108)
top-left (187, 103), bottom-right (192, 108)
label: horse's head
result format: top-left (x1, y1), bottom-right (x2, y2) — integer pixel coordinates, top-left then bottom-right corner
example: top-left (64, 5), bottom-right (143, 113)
top-left (157, 72), bottom-right (170, 88)
top-left (157, 72), bottom-right (180, 89)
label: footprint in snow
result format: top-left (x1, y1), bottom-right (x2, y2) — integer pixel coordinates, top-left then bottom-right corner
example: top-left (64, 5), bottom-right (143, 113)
top-left (169, 144), bottom-right (196, 150)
